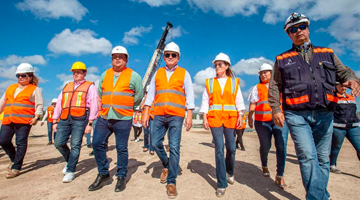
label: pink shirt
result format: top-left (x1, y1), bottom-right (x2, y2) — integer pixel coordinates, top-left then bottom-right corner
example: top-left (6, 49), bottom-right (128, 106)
top-left (53, 80), bottom-right (99, 121)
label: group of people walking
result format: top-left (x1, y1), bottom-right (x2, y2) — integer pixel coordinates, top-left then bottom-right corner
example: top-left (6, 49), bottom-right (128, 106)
top-left (0, 12), bottom-right (359, 200)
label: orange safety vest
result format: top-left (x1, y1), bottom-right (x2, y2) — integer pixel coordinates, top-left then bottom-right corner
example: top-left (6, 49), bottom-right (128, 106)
top-left (236, 114), bottom-right (247, 130)
top-left (205, 77), bottom-right (239, 128)
top-left (2, 83), bottom-right (37, 125)
top-left (47, 106), bottom-right (54, 123)
top-left (149, 103), bottom-right (155, 120)
top-left (154, 67), bottom-right (186, 117)
top-left (100, 67), bottom-right (135, 117)
top-left (133, 111), bottom-right (142, 124)
top-left (60, 81), bottom-right (93, 120)
top-left (254, 83), bottom-right (283, 121)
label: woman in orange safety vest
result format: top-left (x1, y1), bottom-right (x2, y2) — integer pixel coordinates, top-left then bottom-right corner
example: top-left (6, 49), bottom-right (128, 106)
top-left (41, 98), bottom-right (58, 145)
top-left (235, 111), bottom-right (247, 151)
top-left (132, 107), bottom-right (143, 142)
top-left (247, 63), bottom-right (289, 189)
top-left (200, 53), bottom-right (246, 197)
top-left (0, 63), bottom-right (44, 179)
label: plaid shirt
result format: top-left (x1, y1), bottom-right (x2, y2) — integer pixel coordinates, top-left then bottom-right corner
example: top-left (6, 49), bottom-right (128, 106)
top-left (269, 43), bottom-right (360, 114)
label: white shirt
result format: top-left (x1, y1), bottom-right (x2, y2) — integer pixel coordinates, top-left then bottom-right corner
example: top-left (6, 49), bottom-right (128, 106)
top-left (199, 77), bottom-right (246, 114)
top-left (248, 84), bottom-right (268, 104)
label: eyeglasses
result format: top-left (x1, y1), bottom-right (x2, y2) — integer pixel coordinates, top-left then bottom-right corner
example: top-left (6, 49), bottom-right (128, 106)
top-left (164, 53), bottom-right (177, 58)
top-left (213, 63), bottom-right (225, 68)
top-left (72, 71), bottom-right (85, 75)
top-left (16, 74), bottom-right (28, 78)
top-left (289, 24), bottom-right (308, 34)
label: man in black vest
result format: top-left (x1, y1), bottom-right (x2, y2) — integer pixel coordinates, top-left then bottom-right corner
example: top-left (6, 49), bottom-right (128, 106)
top-left (268, 12), bottom-right (360, 200)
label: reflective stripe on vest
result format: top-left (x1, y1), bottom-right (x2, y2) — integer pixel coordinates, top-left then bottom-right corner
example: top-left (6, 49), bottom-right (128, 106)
top-left (2, 83), bottom-right (37, 125)
top-left (100, 67), bottom-right (135, 117)
top-left (206, 77), bottom-right (239, 128)
top-left (154, 67), bottom-right (186, 117)
top-left (60, 81), bottom-right (93, 120)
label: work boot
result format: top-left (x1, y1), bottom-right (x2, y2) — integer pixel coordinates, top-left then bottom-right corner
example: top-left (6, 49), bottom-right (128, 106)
top-left (275, 175), bottom-right (287, 189)
top-left (262, 166), bottom-right (270, 177)
top-left (216, 188), bottom-right (226, 198)
top-left (115, 177), bottom-right (126, 192)
top-left (7, 162), bottom-right (13, 172)
top-left (160, 168), bottom-right (169, 184)
top-left (89, 151), bottom-right (94, 156)
top-left (166, 184), bottom-right (178, 199)
top-left (88, 174), bottom-right (110, 191)
top-left (5, 169), bottom-right (20, 179)
top-left (47, 141), bottom-right (53, 145)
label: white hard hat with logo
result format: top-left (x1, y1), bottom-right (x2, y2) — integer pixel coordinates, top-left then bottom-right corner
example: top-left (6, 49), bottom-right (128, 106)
top-left (16, 63), bottom-right (35, 74)
top-left (284, 12), bottom-right (310, 33)
top-left (213, 53), bottom-right (231, 66)
top-left (111, 46), bottom-right (129, 59)
top-left (259, 63), bottom-right (273, 72)
top-left (51, 98), bottom-right (58, 103)
top-left (164, 42), bottom-right (180, 55)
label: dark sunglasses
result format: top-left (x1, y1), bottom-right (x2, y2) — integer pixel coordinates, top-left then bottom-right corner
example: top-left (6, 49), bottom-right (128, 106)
top-left (16, 74), bottom-right (28, 78)
top-left (289, 24), bottom-right (308, 34)
top-left (164, 53), bottom-right (177, 58)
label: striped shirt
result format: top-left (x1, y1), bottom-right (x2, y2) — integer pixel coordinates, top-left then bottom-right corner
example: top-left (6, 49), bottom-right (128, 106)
top-left (269, 43), bottom-right (360, 114)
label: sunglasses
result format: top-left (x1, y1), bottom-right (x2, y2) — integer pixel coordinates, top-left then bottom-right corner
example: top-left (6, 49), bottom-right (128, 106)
top-left (289, 24), bottom-right (308, 34)
top-left (164, 53), bottom-right (178, 58)
top-left (16, 74), bottom-right (28, 78)
top-left (213, 63), bottom-right (225, 68)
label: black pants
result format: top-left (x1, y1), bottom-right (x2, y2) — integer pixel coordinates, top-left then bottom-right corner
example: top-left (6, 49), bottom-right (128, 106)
top-left (133, 126), bottom-right (142, 139)
top-left (235, 129), bottom-right (245, 150)
top-left (0, 123), bottom-right (32, 170)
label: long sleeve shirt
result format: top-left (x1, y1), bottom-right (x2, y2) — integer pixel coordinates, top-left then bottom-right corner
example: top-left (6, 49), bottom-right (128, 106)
top-left (53, 80), bottom-right (99, 121)
top-left (98, 68), bottom-right (144, 120)
top-left (0, 86), bottom-right (44, 116)
top-left (199, 77), bottom-right (246, 114)
top-left (269, 43), bottom-right (360, 114)
top-left (144, 65), bottom-right (195, 109)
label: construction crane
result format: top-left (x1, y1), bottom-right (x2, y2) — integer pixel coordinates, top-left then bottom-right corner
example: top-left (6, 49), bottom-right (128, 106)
top-left (142, 22), bottom-right (173, 89)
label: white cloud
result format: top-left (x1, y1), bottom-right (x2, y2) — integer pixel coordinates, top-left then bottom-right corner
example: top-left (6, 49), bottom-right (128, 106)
top-left (164, 25), bottom-right (188, 41)
top-left (0, 55), bottom-right (46, 67)
top-left (232, 57), bottom-right (274, 76)
top-left (15, 0), bottom-right (88, 21)
top-left (131, 0), bottom-right (180, 7)
top-left (48, 29), bottom-right (112, 56)
top-left (87, 66), bottom-right (99, 74)
top-left (122, 25), bottom-right (153, 45)
top-left (90, 19), bottom-right (98, 25)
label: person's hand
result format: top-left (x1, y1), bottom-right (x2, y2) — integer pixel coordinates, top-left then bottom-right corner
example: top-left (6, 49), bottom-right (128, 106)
top-left (343, 80), bottom-right (360, 97)
top-left (85, 124), bottom-right (92, 134)
top-left (203, 118), bottom-right (209, 130)
top-left (184, 114), bottom-right (192, 131)
top-left (273, 112), bottom-right (285, 128)
top-left (142, 112), bottom-right (149, 128)
top-left (236, 115), bottom-right (243, 128)
top-left (40, 122), bottom-right (45, 126)
top-left (29, 118), bottom-right (38, 125)
top-left (248, 117), bottom-right (254, 129)
top-left (52, 123), bottom-right (58, 132)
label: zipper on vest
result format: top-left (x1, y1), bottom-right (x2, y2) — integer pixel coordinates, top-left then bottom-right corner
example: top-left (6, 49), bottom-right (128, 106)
top-left (309, 66), bottom-right (319, 105)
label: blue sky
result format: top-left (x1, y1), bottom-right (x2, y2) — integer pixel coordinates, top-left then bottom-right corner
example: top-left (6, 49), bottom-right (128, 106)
top-left (1, 0), bottom-right (360, 110)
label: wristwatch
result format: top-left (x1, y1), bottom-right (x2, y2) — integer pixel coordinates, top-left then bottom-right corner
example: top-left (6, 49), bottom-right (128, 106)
top-left (88, 122), bottom-right (93, 126)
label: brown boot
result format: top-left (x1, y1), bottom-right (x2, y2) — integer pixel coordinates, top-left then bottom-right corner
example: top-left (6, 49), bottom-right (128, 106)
top-left (262, 166), bottom-right (270, 177)
top-left (275, 175), bottom-right (287, 189)
top-left (7, 162), bottom-right (13, 172)
top-left (166, 184), bottom-right (178, 199)
top-left (160, 168), bottom-right (169, 184)
top-left (6, 169), bottom-right (20, 179)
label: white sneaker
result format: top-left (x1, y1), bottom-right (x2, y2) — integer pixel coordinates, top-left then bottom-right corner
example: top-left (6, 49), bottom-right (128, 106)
top-left (330, 165), bottom-right (341, 174)
top-left (227, 173), bottom-right (234, 185)
top-left (63, 172), bottom-right (75, 183)
top-left (62, 163), bottom-right (68, 175)
top-left (135, 138), bottom-right (139, 142)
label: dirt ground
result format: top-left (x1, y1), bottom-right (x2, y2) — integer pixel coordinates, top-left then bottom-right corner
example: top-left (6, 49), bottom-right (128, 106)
top-left (0, 125), bottom-right (359, 200)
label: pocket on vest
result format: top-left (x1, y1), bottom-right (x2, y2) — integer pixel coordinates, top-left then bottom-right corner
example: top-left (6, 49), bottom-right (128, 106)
top-left (282, 65), bottom-right (303, 87)
top-left (321, 63), bottom-right (336, 84)
top-left (284, 83), bottom-right (309, 109)
top-left (323, 82), bottom-right (337, 109)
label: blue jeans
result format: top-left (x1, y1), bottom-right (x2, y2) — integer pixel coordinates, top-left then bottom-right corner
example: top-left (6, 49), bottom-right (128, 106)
top-left (0, 123), bottom-right (31, 170)
top-left (254, 120), bottom-right (289, 176)
top-left (85, 133), bottom-right (91, 145)
top-left (143, 118), bottom-right (154, 151)
top-left (152, 115), bottom-right (184, 185)
top-left (330, 126), bottom-right (360, 166)
top-left (47, 121), bottom-right (56, 142)
top-left (210, 126), bottom-right (236, 189)
top-left (284, 109), bottom-right (333, 200)
top-left (54, 117), bottom-right (88, 172)
top-left (92, 117), bottom-right (132, 177)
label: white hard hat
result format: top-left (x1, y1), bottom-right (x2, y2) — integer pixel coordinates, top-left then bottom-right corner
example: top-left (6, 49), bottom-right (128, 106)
top-left (51, 98), bottom-right (58, 103)
top-left (16, 63), bottom-right (35, 74)
top-left (259, 63), bottom-right (273, 72)
top-left (146, 85), bottom-right (150, 92)
top-left (213, 53), bottom-right (231, 66)
top-left (164, 42), bottom-right (180, 56)
top-left (111, 46), bottom-right (129, 59)
top-left (284, 12), bottom-right (310, 33)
